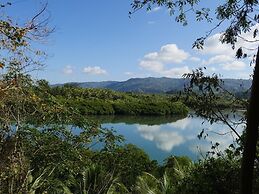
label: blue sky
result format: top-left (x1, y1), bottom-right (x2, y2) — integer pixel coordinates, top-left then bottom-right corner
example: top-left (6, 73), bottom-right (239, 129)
top-left (7, 0), bottom-right (257, 83)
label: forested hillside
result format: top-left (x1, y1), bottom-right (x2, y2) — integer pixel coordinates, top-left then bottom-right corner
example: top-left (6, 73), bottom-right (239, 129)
top-left (55, 77), bottom-right (251, 94)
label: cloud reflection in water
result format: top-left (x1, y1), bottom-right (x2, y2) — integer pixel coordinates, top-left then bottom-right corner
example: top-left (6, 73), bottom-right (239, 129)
top-left (137, 125), bottom-right (185, 152)
top-left (136, 116), bottom-right (243, 154)
top-left (101, 115), bottom-right (244, 161)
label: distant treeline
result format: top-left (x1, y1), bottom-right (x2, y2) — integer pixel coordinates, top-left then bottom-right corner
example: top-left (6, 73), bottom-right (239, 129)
top-left (45, 84), bottom-right (189, 116)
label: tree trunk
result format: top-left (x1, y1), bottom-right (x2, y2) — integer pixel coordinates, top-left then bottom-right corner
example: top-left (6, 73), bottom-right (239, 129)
top-left (241, 47), bottom-right (259, 194)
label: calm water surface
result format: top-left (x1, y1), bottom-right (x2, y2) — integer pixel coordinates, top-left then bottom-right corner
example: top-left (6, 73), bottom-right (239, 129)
top-left (90, 114), bottom-right (244, 163)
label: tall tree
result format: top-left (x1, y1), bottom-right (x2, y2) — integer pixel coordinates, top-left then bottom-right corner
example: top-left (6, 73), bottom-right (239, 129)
top-left (130, 0), bottom-right (259, 193)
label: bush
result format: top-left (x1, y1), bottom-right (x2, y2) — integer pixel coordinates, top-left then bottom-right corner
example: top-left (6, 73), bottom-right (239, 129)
top-left (93, 144), bottom-right (157, 190)
top-left (175, 157), bottom-right (240, 194)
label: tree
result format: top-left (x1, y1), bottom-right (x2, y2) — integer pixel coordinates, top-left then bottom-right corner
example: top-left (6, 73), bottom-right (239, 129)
top-left (130, 0), bottom-right (259, 193)
top-left (0, 3), bottom-right (122, 193)
top-left (0, 3), bottom-right (53, 193)
top-left (94, 144), bottom-right (156, 190)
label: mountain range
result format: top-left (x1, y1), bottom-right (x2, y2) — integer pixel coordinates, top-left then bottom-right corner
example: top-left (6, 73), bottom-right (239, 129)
top-left (55, 77), bottom-right (252, 94)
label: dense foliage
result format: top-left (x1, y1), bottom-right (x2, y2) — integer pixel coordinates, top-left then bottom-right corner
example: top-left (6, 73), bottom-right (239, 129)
top-left (47, 84), bottom-right (189, 116)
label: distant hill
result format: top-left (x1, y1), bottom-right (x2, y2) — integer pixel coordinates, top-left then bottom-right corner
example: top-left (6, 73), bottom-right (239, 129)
top-left (54, 77), bottom-right (251, 94)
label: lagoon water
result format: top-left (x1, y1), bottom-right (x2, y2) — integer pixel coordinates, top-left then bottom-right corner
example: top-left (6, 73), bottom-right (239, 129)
top-left (90, 114), bottom-right (244, 163)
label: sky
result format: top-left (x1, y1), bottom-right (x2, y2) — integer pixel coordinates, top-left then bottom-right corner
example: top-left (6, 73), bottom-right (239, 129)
top-left (5, 0), bottom-right (258, 83)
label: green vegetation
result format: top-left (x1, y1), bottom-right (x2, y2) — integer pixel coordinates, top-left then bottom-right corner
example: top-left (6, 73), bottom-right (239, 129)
top-left (0, 0), bottom-right (258, 193)
top-left (47, 84), bottom-right (189, 116)
top-left (40, 83), bottom-right (246, 118)
top-left (11, 127), bottom-right (259, 194)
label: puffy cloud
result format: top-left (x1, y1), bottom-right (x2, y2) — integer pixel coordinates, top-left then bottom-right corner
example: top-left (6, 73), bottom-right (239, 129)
top-left (235, 24), bottom-right (259, 53)
top-left (83, 66), bottom-right (107, 75)
top-left (143, 44), bottom-right (189, 64)
top-left (137, 25), bottom-right (257, 78)
top-left (200, 53), bottom-right (249, 73)
top-left (220, 61), bottom-right (247, 71)
top-left (63, 65), bottom-right (73, 75)
top-left (201, 24), bottom-right (259, 56)
top-left (139, 44), bottom-right (190, 77)
top-left (137, 125), bottom-right (185, 152)
top-left (199, 29), bottom-right (254, 73)
top-left (202, 33), bottom-right (233, 55)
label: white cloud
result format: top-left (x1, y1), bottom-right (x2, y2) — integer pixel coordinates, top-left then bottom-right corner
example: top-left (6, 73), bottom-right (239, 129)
top-left (189, 57), bottom-right (201, 62)
top-left (143, 44), bottom-right (189, 64)
top-left (137, 25), bottom-right (257, 79)
top-left (162, 66), bottom-right (191, 77)
top-left (137, 125), bottom-right (185, 152)
top-left (139, 44), bottom-right (190, 77)
top-left (204, 55), bottom-right (234, 65)
top-left (207, 67), bottom-right (217, 72)
top-left (63, 65), bottom-right (73, 75)
top-left (201, 24), bottom-right (259, 56)
top-left (140, 60), bottom-right (164, 72)
top-left (202, 33), bottom-right (233, 55)
top-left (220, 61), bottom-right (247, 71)
top-left (235, 72), bottom-right (252, 79)
top-left (235, 24), bottom-right (259, 53)
top-left (200, 54), bottom-right (249, 73)
top-left (83, 66), bottom-right (107, 75)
